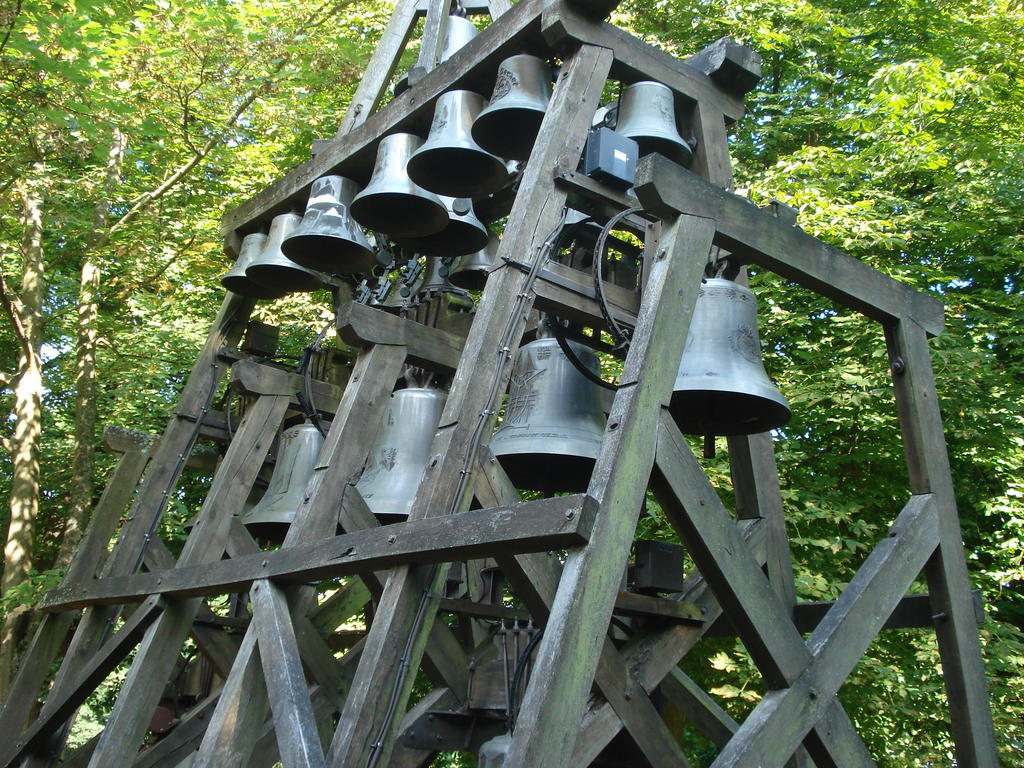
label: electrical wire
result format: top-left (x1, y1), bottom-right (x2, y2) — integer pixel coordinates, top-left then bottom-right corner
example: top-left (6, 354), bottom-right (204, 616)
top-left (508, 626), bottom-right (544, 730)
top-left (592, 206), bottom-right (644, 351)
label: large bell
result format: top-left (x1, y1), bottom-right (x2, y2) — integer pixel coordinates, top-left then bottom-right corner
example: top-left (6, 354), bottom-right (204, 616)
top-left (615, 81), bottom-right (693, 167)
top-left (472, 55), bottom-right (551, 161)
top-left (670, 277), bottom-right (790, 436)
top-left (439, 15), bottom-right (479, 62)
top-left (221, 232), bottom-right (288, 300)
top-left (489, 331), bottom-right (606, 493)
top-left (351, 133), bottom-right (449, 237)
top-left (394, 196), bottom-right (489, 257)
top-left (407, 90), bottom-right (508, 198)
top-left (281, 175), bottom-right (376, 276)
top-left (355, 385), bottom-right (447, 521)
top-left (240, 420), bottom-right (324, 541)
top-left (246, 213), bottom-right (324, 293)
top-left (450, 230), bottom-right (499, 291)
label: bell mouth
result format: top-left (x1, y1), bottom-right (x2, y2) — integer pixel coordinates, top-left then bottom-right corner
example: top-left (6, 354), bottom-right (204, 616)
top-left (282, 235), bottom-right (377, 275)
top-left (495, 452), bottom-right (596, 494)
top-left (406, 148), bottom-right (509, 198)
top-left (472, 109), bottom-right (546, 161)
top-left (221, 276), bottom-right (288, 300)
top-left (669, 390), bottom-right (791, 436)
top-left (246, 265), bottom-right (323, 293)
top-left (395, 221), bottom-right (490, 257)
top-left (350, 193), bottom-right (449, 237)
top-left (448, 267), bottom-right (487, 292)
top-left (629, 135), bottom-right (693, 167)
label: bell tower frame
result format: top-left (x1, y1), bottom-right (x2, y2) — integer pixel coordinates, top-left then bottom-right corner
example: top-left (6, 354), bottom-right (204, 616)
top-left (0, 0), bottom-right (1000, 766)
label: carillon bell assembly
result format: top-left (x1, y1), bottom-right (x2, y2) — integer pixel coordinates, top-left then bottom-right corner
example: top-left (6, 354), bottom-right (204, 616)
top-left (355, 384), bottom-right (447, 521)
top-left (394, 196), bottom-right (489, 257)
top-left (240, 420), bottom-right (325, 541)
top-left (615, 80), bottom-right (693, 167)
top-left (450, 230), bottom-right (499, 291)
top-left (221, 232), bottom-right (287, 300)
top-left (489, 328), bottom-right (606, 493)
top-left (245, 212), bottom-right (324, 293)
top-left (407, 90), bottom-right (508, 198)
top-left (281, 175), bottom-right (376, 276)
top-left (350, 133), bottom-right (448, 237)
top-left (472, 54), bottom-right (552, 160)
top-left (670, 277), bottom-right (791, 436)
top-left (439, 15), bottom-right (479, 62)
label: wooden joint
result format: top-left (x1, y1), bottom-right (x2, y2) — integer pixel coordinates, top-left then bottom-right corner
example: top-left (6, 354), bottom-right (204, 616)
top-left (337, 301), bottom-right (465, 372)
top-left (686, 36), bottom-right (762, 95)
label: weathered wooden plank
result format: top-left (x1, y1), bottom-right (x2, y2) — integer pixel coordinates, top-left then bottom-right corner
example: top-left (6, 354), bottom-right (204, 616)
top-left (415, 0), bottom-right (449, 73)
top-left (885, 319), bottom-right (999, 767)
top-left (43, 496), bottom-right (591, 610)
top-left (326, 44), bottom-right (615, 768)
top-left (710, 495), bottom-right (939, 767)
top-left (660, 667), bottom-right (738, 749)
top-left (0, 598), bottom-right (164, 768)
top-left (337, 302), bottom-right (465, 372)
top-left (612, 590), bottom-right (703, 623)
top-left (633, 155), bottom-right (945, 336)
top-left (539, 0), bottom-right (746, 122)
top-left (0, 440), bottom-right (152, 741)
top-left (81, 393), bottom-right (290, 768)
top-left (533, 259), bottom-right (640, 330)
top-left (333, 0), bottom-right (420, 138)
top-left (102, 424), bottom-right (217, 471)
top-left (251, 581), bottom-right (327, 768)
top-left (686, 36), bottom-right (762, 95)
top-left (219, 0), bottom-right (546, 239)
top-left (654, 411), bottom-right (877, 768)
top-left (230, 358), bottom-right (342, 410)
top-left (503, 213), bottom-right (716, 768)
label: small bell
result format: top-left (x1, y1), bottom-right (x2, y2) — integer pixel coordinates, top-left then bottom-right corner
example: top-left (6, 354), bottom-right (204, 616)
top-left (450, 230), bottom-right (499, 291)
top-left (355, 383), bottom-right (447, 521)
top-left (615, 81), bottom-right (693, 167)
top-left (351, 133), bottom-right (449, 237)
top-left (439, 15), bottom-right (479, 62)
top-left (246, 213), bottom-right (324, 293)
top-left (394, 196), bottom-right (489, 257)
top-left (489, 328), bottom-right (606, 493)
top-left (472, 54), bottom-right (552, 161)
top-left (221, 232), bottom-right (288, 300)
top-left (670, 277), bottom-right (790, 436)
top-left (281, 175), bottom-right (376, 276)
top-left (407, 90), bottom-right (508, 198)
top-left (240, 420), bottom-right (325, 541)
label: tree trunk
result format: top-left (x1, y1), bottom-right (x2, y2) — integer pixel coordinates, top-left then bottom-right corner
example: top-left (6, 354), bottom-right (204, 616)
top-left (55, 130), bottom-right (127, 570)
top-left (0, 177), bottom-right (46, 699)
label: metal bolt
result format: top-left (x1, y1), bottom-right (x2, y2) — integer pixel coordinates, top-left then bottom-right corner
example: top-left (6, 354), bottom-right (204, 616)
top-left (891, 356), bottom-right (906, 375)
top-left (565, 510), bottom-right (575, 520)
top-left (261, 559), bottom-right (268, 567)
top-left (388, 535), bottom-right (396, 544)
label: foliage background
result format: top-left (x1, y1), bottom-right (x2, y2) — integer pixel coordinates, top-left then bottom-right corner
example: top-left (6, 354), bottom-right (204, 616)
top-left (1, 0), bottom-right (1022, 765)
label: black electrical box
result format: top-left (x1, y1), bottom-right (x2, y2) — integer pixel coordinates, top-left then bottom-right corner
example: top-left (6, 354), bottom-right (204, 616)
top-left (582, 127), bottom-right (638, 189)
top-left (633, 540), bottom-right (685, 594)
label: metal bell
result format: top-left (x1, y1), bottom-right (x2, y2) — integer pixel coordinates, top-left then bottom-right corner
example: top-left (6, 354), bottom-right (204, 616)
top-left (407, 90), bottom-right (508, 198)
top-left (240, 420), bottom-right (324, 540)
top-left (394, 196), bottom-right (489, 257)
top-left (221, 232), bottom-right (288, 300)
top-left (281, 175), bottom-right (376, 276)
top-left (351, 133), bottom-right (449, 237)
top-left (355, 386), bottom-right (447, 521)
top-left (472, 55), bottom-right (552, 160)
top-left (489, 331), bottom-right (606, 493)
top-left (439, 15), bottom-right (479, 62)
top-left (245, 213), bottom-right (324, 293)
top-left (615, 81), bottom-right (693, 167)
top-left (450, 230), bottom-right (499, 291)
top-left (670, 277), bottom-right (790, 436)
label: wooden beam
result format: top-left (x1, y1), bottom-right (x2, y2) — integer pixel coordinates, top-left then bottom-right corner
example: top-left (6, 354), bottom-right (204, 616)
top-left (532, 259), bottom-right (640, 330)
top-left (42, 496), bottom-right (592, 610)
top-left (539, 0), bottom-right (746, 122)
top-left (654, 411), bottom-right (877, 768)
top-left (633, 155), bottom-right (945, 336)
top-left (886, 319), bottom-right (1000, 766)
top-left (337, 301), bottom-right (465, 372)
top-left (686, 36), bottom-right (762, 95)
top-left (504, 214), bottom-right (716, 768)
top-left (711, 495), bottom-right (939, 767)
top-left (102, 424), bottom-right (217, 472)
top-left (659, 667), bottom-right (738, 748)
top-left (326, 43), bottom-right (616, 768)
top-left (230, 358), bottom-right (342, 409)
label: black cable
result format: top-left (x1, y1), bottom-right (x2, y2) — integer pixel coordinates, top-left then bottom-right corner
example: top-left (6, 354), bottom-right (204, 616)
top-left (592, 206), bottom-right (644, 351)
top-left (508, 627), bottom-right (544, 730)
top-left (544, 315), bottom-right (621, 392)
top-left (299, 321), bottom-right (333, 437)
